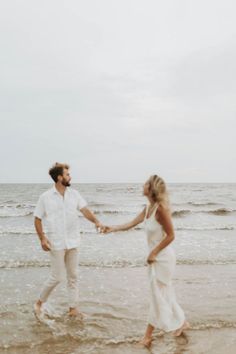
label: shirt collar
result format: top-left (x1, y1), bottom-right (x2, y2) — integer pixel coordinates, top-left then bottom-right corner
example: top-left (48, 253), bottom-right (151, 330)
top-left (52, 185), bottom-right (59, 194)
top-left (52, 185), bottom-right (70, 196)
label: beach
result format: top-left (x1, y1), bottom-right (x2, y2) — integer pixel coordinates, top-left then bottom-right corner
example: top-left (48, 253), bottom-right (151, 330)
top-left (0, 183), bottom-right (236, 353)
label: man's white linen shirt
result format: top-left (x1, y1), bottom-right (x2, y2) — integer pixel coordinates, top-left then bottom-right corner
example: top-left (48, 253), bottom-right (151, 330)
top-left (34, 186), bottom-right (87, 250)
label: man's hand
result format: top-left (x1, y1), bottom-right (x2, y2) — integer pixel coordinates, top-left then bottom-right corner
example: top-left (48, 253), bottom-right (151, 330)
top-left (147, 250), bottom-right (157, 264)
top-left (95, 221), bottom-right (109, 233)
top-left (41, 236), bottom-right (51, 251)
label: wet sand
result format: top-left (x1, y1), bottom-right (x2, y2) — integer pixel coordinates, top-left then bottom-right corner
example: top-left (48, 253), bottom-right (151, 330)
top-left (1, 264), bottom-right (236, 354)
top-left (1, 183), bottom-right (236, 353)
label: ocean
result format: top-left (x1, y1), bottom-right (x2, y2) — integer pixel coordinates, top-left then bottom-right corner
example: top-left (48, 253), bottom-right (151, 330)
top-left (0, 183), bottom-right (236, 353)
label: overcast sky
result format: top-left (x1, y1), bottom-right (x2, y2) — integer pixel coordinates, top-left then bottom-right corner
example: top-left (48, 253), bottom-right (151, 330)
top-left (0, 0), bottom-right (235, 183)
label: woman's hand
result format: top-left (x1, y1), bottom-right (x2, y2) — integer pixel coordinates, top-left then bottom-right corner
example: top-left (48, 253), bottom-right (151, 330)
top-left (103, 226), bottom-right (117, 234)
top-left (147, 250), bottom-right (158, 264)
top-left (95, 221), bottom-right (108, 233)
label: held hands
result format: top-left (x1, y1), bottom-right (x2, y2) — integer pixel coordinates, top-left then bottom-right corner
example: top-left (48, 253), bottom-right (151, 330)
top-left (98, 226), bottom-right (116, 234)
top-left (95, 221), bottom-right (116, 234)
top-left (102, 226), bottom-right (116, 234)
top-left (147, 250), bottom-right (158, 264)
top-left (95, 221), bottom-right (110, 234)
top-left (41, 235), bottom-right (51, 251)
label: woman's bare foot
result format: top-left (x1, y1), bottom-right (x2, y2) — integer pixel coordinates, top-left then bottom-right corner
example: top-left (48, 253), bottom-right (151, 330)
top-left (33, 300), bottom-right (43, 320)
top-left (173, 321), bottom-right (190, 336)
top-left (138, 336), bottom-right (152, 348)
top-left (68, 307), bottom-right (84, 319)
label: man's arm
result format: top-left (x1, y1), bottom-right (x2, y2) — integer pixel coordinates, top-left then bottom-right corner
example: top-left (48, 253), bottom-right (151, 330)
top-left (34, 217), bottom-right (51, 251)
top-left (80, 207), bottom-right (106, 231)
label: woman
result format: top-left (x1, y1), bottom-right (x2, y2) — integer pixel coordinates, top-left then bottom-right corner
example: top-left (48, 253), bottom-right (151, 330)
top-left (105, 175), bottom-right (189, 348)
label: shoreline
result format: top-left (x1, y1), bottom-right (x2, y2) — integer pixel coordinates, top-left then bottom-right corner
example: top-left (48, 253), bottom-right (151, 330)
top-left (1, 264), bottom-right (236, 353)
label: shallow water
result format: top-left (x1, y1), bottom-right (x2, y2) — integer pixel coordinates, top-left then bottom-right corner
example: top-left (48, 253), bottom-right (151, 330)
top-left (0, 183), bottom-right (236, 353)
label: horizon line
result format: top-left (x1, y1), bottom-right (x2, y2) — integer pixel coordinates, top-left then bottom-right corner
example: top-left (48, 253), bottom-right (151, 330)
top-left (0, 182), bottom-right (234, 184)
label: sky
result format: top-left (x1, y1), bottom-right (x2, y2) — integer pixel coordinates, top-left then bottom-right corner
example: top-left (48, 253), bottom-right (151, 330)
top-left (0, 0), bottom-right (235, 183)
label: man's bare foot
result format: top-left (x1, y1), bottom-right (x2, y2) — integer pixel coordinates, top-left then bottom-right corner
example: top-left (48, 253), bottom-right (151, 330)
top-left (173, 321), bottom-right (190, 336)
top-left (68, 308), bottom-right (84, 319)
top-left (137, 336), bottom-right (152, 348)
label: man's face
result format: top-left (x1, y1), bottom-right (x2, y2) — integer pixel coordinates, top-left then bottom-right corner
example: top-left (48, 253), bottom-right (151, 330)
top-left (61, 168), bottom-right (71, 187)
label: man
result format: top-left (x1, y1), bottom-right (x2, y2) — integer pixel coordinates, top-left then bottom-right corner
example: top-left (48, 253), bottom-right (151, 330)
top-left (33, 162), bottom-right (105, 318)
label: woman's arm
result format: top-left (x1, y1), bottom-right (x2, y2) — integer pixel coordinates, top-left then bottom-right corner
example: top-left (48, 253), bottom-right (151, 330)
top-left (106, 207), bottom-right (146, 232)
top-left (147, 206), bottom-right (175, 263)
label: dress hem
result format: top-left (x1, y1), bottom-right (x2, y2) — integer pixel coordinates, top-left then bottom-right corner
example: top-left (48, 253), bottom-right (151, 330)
top-left (148, 318), bottom-right (186, 333)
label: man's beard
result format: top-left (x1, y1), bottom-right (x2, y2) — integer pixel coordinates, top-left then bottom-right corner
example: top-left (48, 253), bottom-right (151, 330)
top-left (62, 179), bottom-right (71, 187)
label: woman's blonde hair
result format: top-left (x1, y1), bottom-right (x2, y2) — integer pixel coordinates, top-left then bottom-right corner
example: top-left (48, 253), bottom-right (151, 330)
top-left (147, 175), bottom-right (170, 209)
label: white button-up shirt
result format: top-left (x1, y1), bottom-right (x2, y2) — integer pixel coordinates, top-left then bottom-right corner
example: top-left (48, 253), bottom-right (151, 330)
top-left (34, 186), bottom-right (87, 250)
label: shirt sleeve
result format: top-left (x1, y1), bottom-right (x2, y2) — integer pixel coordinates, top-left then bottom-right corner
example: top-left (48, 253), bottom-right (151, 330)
top-left (34, 195), bottom-right (46, 219)
top-left (77, 191), bottom-right (87, 210)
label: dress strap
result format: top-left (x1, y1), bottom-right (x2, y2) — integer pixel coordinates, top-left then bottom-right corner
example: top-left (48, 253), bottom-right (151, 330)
top-left (146, 202), bottom-right (159, 219)
top-left (152, 203), bottom-right (159, 217)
